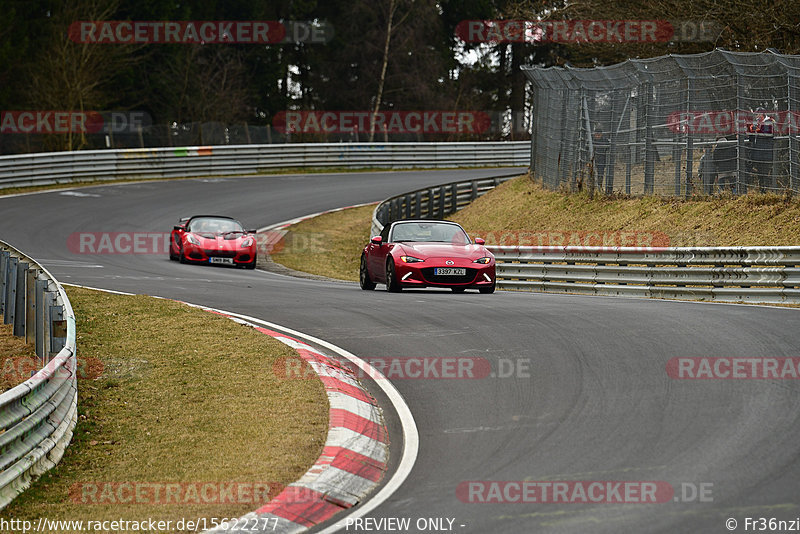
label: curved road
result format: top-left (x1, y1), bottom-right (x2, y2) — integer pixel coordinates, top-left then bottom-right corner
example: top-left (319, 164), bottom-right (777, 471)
top-left (3, 169), bottom-right (800, 533)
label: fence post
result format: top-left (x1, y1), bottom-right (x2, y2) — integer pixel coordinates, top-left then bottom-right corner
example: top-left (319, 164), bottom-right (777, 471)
top-left (42, 288), bottom-right (54, 362)
top-left (428, 188), bottom-right (435, 218)
top-left (3, 255), bottom-right (19, 324)
top-left (789, 72), bottom-right (798, 195)
top-left (25, 268), bottom-right (37, 345)
top-left (50, 302), bottom-right (66, 357)
top-left (0, 250), bottom-right (6, 316)
top-left (13, 262), bottom-right (27, 337)
top-left (5, 257), bottom-right (18, 326)
top-left (35, 278), bottom-right (46, 360)
top-left (644, 82), bottom-right (655, 195)
top-left (438, 186), bottom-right (446, 218)
top-left (685, 76), bottom-right (695, 199)
top-left (414, 191), bottom-right (422, 218)
top-left (673, 132), bottom-right (682, 196)
top-left (736, 74), bottom-right (747, 195)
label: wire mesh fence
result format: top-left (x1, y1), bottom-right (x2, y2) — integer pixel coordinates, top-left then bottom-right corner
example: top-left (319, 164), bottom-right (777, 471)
top-left (522, 48), bottom-right (800, 197)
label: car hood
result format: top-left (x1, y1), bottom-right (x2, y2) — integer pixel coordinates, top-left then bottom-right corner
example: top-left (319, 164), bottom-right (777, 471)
top-left (191, 233), bottom-right (251, 246)
top-left (394, 242), bottom-right (491, 260)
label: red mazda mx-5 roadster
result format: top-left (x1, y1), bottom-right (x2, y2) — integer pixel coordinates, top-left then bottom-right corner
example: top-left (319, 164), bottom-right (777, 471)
top-left (360, 219), bottom-right (495, 293)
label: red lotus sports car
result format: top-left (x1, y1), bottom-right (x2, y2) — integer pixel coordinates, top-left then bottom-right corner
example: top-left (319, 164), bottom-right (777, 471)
top-left (170, 215), bottom-right (257, 269)
top-left (360, 219), bottom-right (495, 293)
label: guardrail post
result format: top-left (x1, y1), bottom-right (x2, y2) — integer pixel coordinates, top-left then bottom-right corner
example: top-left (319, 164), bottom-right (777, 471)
top-left (0, 250), bottom-right (6, 316)
top-left (404, 195), bottom-right (411, 218)
top-left (428, 188), bottom-right (435, 218)
top-left (25, 268), bottom-right (37, 345)
top-left (0, 239), bottom-right (78, 512)
top-left (438, 186), bottom-right (446, 218)
top-left (35, 278), bottom-right (46, 359)
top-left (414, 191), bottom-right (422, 218)
top-left (13, 262), bottom-right (27, 337)
top-left (5, 257), bottom-right (18, 326)
top-left (49, 302), bottom-right (66, 357)
top-left (42, 287), bottom-right (54, 363)
top-left (470, 180), bottom-right (478, 201)
top-left (450, 183), bottom-right (458, 213)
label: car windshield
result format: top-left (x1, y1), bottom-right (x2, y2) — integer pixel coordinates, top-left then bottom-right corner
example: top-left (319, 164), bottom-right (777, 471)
top-left (188, 217), bottom-right (244, 235)
top-left (390, 222), bottom-right (470, 244)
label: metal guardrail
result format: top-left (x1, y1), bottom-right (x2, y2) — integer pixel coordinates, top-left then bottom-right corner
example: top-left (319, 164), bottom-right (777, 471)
top-left (490, 245), bottom-right (800, 304)
top-left (370, 172), bottom-right (521, 236)
top-left (370, 175), bottom-right (800, 304)
top-left (0, 241), bottom-right (77, 510)
top-left (0, 142), bottom-right (531, 190)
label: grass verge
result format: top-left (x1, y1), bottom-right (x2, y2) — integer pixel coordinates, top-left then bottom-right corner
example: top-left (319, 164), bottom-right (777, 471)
top-left (267, 173), bottom-right (800, 281)
top-left (451, 174), bottom-right (800, 247)
top-left (269, 204), bottom-right (374, 282)
top-left (3, 286), bottom-right (327, 528)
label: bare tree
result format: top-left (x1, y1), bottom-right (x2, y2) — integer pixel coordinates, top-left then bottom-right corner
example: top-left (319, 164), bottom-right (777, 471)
top-left (369, 0), bottom-right (412, 142)
top-left (26, 0), bottom-right (136, 150)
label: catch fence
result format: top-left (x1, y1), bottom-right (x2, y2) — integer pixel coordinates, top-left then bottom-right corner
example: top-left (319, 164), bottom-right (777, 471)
top-left (522, 48), bottom-right (800, 196)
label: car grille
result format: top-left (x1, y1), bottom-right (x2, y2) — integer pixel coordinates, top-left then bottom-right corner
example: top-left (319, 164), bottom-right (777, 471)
top-left (204, 249), bottom-right (237, 258)
top-left (421, 267), bottom-right (478, 284)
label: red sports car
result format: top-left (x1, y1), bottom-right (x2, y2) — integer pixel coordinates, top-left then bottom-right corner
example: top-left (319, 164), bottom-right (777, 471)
top-left (360, 219), bottom-right (495, 293)
top-left (170, 215), bottom-right (257, 269)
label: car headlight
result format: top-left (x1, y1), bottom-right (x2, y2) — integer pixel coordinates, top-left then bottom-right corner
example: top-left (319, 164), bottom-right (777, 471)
top-left (400, 255), bottom-right (424, 263)
top-left (473, 257), bottom-right (491, 264)
top-left (186, 234), bottom-right (201, 246)
top-left (241, 237), bottom-right (254, 247)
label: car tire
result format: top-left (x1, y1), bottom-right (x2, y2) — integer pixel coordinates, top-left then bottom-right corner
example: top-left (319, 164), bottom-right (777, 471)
top-left (360, 254), bottom-right (376, 290)
top-left (385, 257), bottom-right (402, 292)
top-left (479, 283), bottom-right (495, 294)
top-left (451, 288), bottom-right (466, 293)
top-left (169, 247), bottom-right (177, 261)
top-left (245, 255), bottom-right (257, 270)
top-left (179, 249), bottom-right (187, 264)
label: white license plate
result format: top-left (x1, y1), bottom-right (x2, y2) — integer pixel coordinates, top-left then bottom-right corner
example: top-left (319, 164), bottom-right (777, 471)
top-left (435, 267), bottom-right (465, 276)
top-left (210, 257), bottom-right (234, 265)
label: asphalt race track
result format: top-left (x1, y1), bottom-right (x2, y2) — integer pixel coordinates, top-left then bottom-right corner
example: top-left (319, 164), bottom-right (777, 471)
top-left (3, 169), bottom-right (800, 533)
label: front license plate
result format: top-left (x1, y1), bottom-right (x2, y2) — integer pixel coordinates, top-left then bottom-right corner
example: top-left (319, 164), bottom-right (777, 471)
top-left (434, 267), bottom-right (466, 276)
top-left (210, 257), bottom-right (234, 265)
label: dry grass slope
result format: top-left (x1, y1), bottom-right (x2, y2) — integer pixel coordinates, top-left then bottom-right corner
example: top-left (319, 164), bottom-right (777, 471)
top-left (4, 287), bottom-right (328, 525)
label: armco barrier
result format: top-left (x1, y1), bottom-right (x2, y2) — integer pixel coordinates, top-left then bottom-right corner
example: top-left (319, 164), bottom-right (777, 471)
top-left (370, 176), bottom-right (800, 305)
top-left (0, 142), bottom-right (530, 190)
top-left (370, 173), bottom-right (520, 236)
top-left (490, 245), bottom-right (800, 304)
top-left (0, 241), bottom-right (77, 510)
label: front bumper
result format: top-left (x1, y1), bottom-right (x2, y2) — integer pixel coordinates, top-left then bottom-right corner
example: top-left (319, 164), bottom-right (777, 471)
top-left (394, 261), bottom-right (495, 289)
top-left (183, 244), bottom-right (255, 265)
